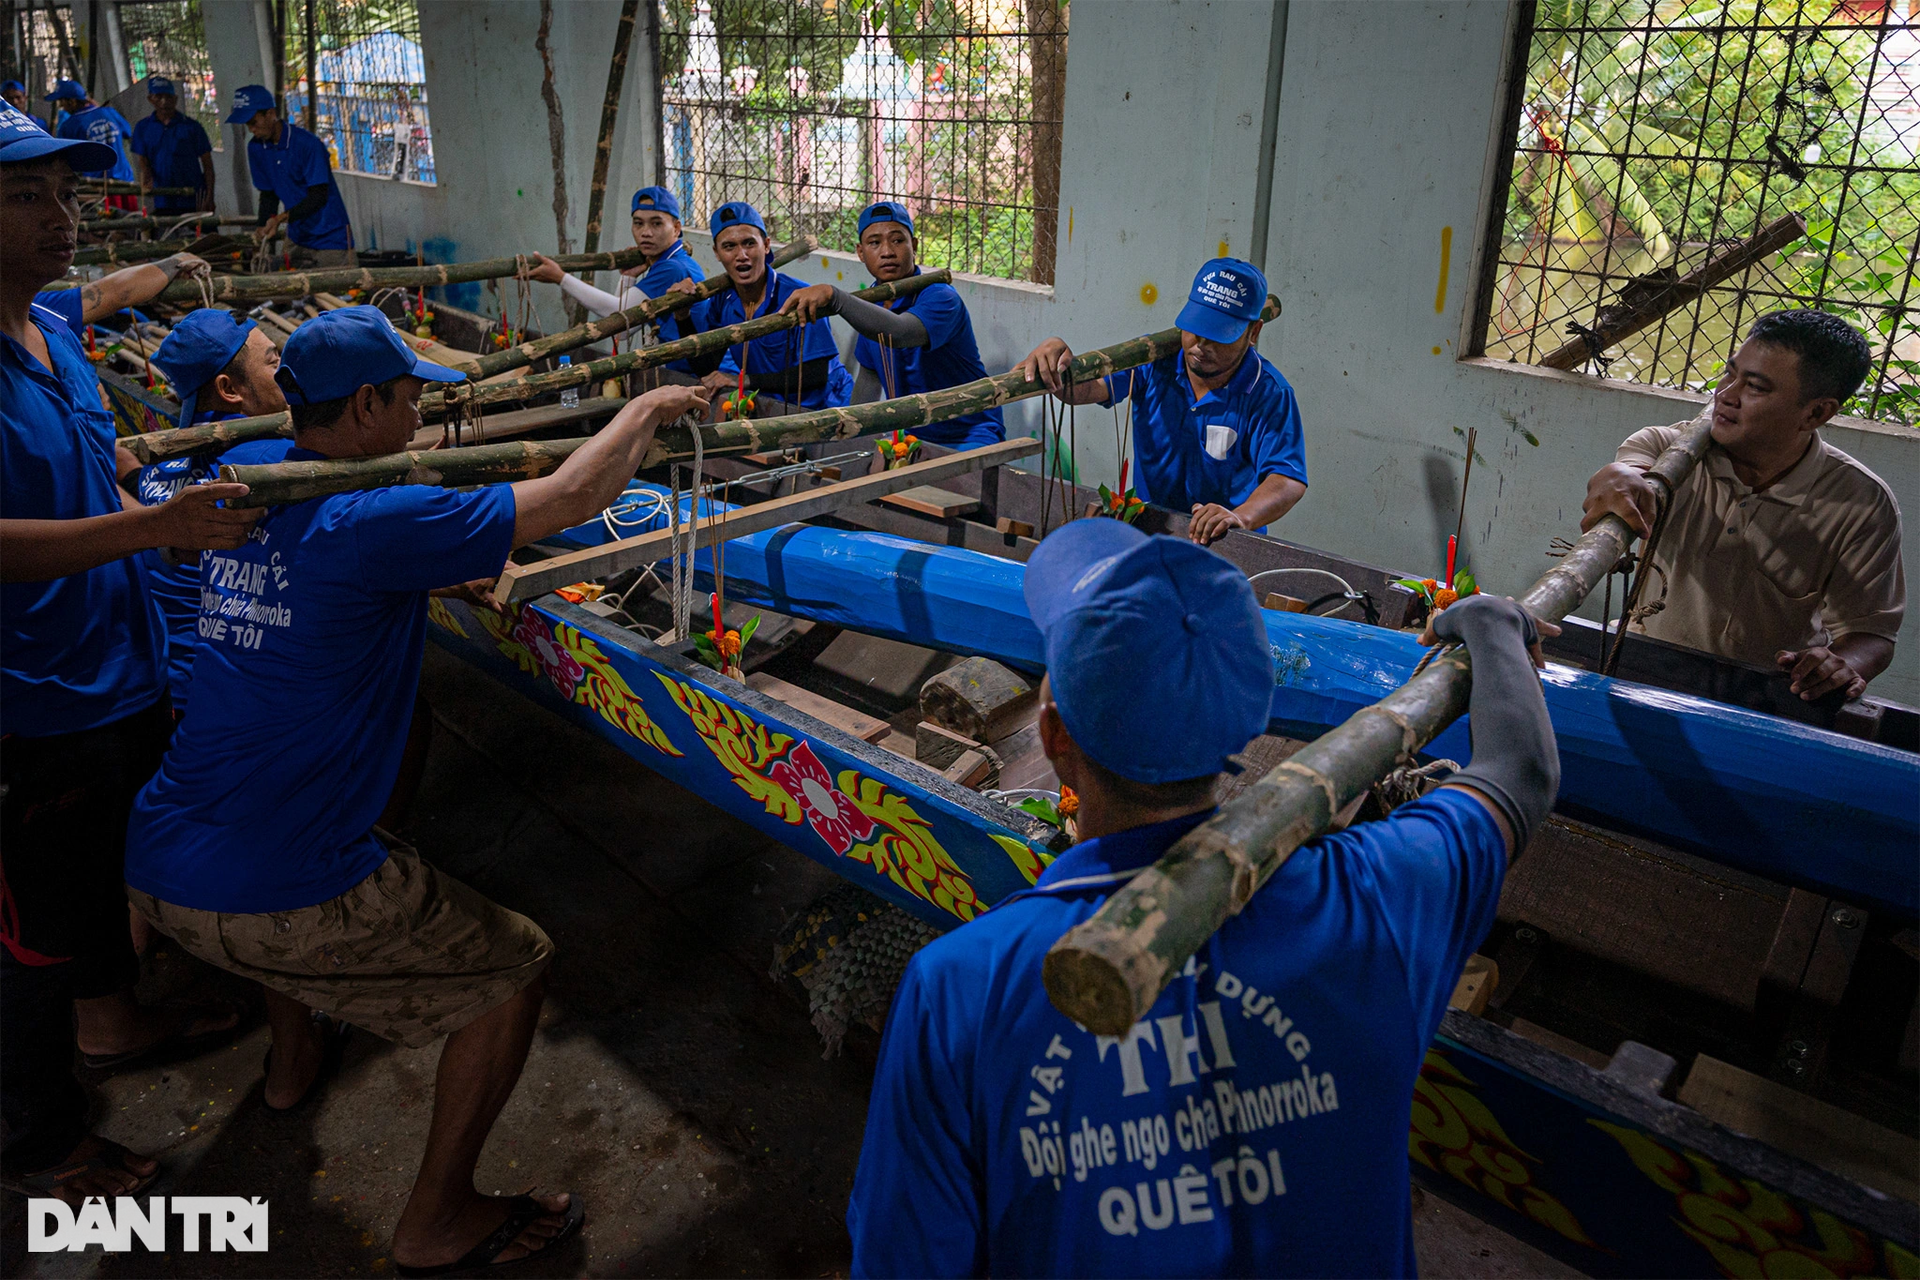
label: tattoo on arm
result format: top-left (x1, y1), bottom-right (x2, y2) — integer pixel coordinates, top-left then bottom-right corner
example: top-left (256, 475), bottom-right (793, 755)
top-left (81, 284), bottom-right (102, 314)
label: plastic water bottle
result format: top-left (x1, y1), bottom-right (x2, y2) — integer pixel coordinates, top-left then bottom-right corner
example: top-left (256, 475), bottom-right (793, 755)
top-left (559, 355), bottom-right (578, 409)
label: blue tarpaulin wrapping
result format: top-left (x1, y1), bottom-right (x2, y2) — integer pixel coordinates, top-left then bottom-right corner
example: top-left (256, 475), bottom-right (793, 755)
top-left (550, 486), bottom-right (1920, 915)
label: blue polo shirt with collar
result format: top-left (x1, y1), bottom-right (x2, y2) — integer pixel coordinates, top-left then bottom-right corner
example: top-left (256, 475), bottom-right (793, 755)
top-left (1, 302), bottom-right (167, 737)
top-left (133, 416), bottom-right (295, 710)
top-left (246, 121), bottom-right (351, 250)
top-left (58, 103), bottom-right (135, 181)
top-left (30, 286), bottom-right (86, 337)
top-left (696, 269), bottom-right (853, 410)
top-left (125, 465), bottom-right (516, 913)
top-left (636, 240), bottom-right (704, 372)
top-left (848, 788), bottom-right (1505, 1279)
top-left (853, 268), bottom-right (1004, 450)
top-left (130, 111), bottom-right (212, 212)
top-left (1104, 348), bottom-right (1307, 524)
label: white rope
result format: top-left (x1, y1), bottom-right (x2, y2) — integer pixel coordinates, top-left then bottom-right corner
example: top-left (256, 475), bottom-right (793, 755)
top-left (665, 424), bottom-right (706, 642)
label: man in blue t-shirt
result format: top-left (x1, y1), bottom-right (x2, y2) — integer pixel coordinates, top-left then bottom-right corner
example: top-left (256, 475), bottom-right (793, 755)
top-left (46, 80), bottom-right (134, 184)
top-left (130, 76), bottom-right (214, 214)
top-left (847, 518), bottom-right (1560, 1277)
top-left (519, 185), bottom-right (709, 376)
top-left (124, 306), bottom-right (710, 1273)
top-left (1, 80), bottom-right (28, 113)
top-left (689, 200), bottom-right (853, 411)
top-left (135, 309), bottom-right (294, 711)
top-left (1, 106), bottom-right (263, 1204)
top-left (224, 84), bottom-right (353, 266)
top-left (1020, 258), bottom-right (1308, 544)
top-left (780, 200), bottom-right (1005, 449)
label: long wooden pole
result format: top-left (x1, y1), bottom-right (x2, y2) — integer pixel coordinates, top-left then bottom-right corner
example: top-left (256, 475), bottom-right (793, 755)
top-left (455, 236), bottom-right (815, 380)
top-left (71, 237), bottom-right (247, 267)
top-left (437, 268), bottom-right (952, 412)
top-left (215, 300), bottom-right (1279, 504)
top-left (495, 438), bottom-right (1042, 602)
top-left (55, 245), bottom-right (656, 307)
top-left (1538, 213), bottom-right (1806, 370)
top-left (85, 177), bottom-right (196, 197)
top-left (580, 0), bottom-right (640, 261)
top-left (1040, 418), bottom-right (1718, 1037)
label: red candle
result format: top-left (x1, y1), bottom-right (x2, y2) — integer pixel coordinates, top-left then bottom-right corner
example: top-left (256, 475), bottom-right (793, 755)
top-left (1446, 535), bottom-right (1457, 587)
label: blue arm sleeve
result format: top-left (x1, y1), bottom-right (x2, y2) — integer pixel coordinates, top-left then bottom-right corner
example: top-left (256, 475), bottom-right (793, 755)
top-left (1100, 363), bottom-right (1148, 407)
top-left (351, 485), bottom-right (517, 593)
top-left (129, 120), bottom-right (151, 160)
top-left (1343, 789), bottom-right (1506, 1037)
top-left (848, 954), bottom-right (986, 1278)
top-left (291, 132), bottom-right (332, 187)
top-left (635, 256), bottom-right (696, 300)
top-left (1246, 380), bottom-right (1308, 486)
top-left (189, 119), bottom-right (211, 157)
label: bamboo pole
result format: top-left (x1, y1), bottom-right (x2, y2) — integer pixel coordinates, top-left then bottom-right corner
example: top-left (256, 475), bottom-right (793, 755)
top-left (80, 212), bottom-right (226, 233)
top-left (1538, 213), bottom-right (1806, 370)
top-left (580, 0), bottom-right (640, 260)
top-left (216, 298), bottom-right (1281, 505)
top-left (1040, 418), bottom-right (1718, 1037)
top-left (71, 245), bottom-right (655, 307)
top-left (70, 236), bottom-right (247, 266)
top-left (455, 236), bottom-right (815, 380)
top-left (436, 267), bottom-right (951, 412)
top-left (86, 177), bottom-right (195, 197)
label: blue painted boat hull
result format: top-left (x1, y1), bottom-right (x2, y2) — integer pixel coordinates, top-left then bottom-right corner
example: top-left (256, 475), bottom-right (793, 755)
top-left (553, 488), bottom-right (1920, 916)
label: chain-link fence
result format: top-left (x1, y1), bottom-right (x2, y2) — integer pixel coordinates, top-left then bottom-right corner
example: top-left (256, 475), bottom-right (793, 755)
top-left (661, 0), bottom-right (1067, 283)
top-left (118, 0), bottom-right (222, 147)
top-left (1476, 0), bottom-right (1919, 426)
top-left (281, 0), bottom-right (435, 184)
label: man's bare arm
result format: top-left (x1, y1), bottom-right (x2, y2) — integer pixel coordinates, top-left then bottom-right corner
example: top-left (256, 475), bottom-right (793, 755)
top-left (1, 483), bottom-right (260, 583)
top-left (508, 384), bottom-right (710, 547)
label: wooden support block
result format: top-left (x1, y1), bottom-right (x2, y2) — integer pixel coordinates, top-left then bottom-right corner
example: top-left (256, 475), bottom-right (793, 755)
top-left (916, 721), bottom-right (983, 773)
top-left (745, 672), bottom-right (890, 743)
top-left (920, 656), bottom-right (1037, 744)
top-left (1263, 591), bottom-right (1310, 613)
top-left (1504, 1017), bottom-right (1611, 1070)
top-left (995, 517), bottom-right (1036, 538)
top-left (1448, 955), bottom-right (1498, 1017)
top-left (1680, 1054), bottom-right (1920, 1203)
top-left (879, 485), bottom-right (979, 519)
top-left (941, 749), bottom-right (993, 789)
top-left (1602, 1041), bottom-right (1678, 1098)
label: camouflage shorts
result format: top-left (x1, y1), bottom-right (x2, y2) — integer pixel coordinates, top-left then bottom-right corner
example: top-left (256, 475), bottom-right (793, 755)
top-left (128, 843), bottom-right (552, 1048)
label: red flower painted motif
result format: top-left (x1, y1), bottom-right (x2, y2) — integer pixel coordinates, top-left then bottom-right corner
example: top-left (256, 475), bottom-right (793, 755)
top-left (514, 609), bottom-right (585, 701)
top-left (768, 742), bottom-right (875, 855)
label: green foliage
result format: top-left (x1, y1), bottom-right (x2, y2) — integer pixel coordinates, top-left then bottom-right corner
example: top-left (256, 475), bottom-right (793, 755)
top-left (1506, 0), bottom-right (1917, 424)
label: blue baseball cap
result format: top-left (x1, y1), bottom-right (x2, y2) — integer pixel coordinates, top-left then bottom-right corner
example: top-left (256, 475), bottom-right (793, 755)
top-left (1177, 257), bottom-right (1268, 344)
top-left (631, 185), bottom-right (680, 219)
top-left (1, 80), bottom-right (25, 95)
top-left (152, 310), bottom-right (258, 429)
top-left (277, 306), bottom-right (466, 407)
top-left (45, 79), bottom-right (86, 103)
top-left (857, 200), bottom-right (914, 238)
top-left (1024, 520), bottom-right (1272, 783)
top-left (709, 201), bottom-right (766, 240)
top-left (0, 103), bottom-right (116, 169)
top-left (224, 84), bottom-right (275, 124)
top-left (147, 76), bottom-right (177, 97)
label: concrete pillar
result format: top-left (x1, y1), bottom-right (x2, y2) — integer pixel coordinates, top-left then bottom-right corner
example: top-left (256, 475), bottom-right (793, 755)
top-left (202, 0), bottom-right (276, 217)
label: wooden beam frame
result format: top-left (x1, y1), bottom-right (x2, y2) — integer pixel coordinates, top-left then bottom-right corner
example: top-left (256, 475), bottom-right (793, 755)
top-left (494, 438), bottom-right (1041, 604)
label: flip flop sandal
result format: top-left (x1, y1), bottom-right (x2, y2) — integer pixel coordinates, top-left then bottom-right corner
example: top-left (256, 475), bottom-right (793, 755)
top-left (1, 1139), bottom-right (162, 1200)
top-left (394, 1192), bottom-right (586, 1278)
top-left (80, 1001), bottom-right (245, 1070)
top-left (261, 1012), bottom-right (349, 1113)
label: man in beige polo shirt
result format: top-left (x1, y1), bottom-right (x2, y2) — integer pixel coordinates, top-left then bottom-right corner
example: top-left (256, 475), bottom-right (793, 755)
top-left (1582, 310), bottom-right (1903, 702)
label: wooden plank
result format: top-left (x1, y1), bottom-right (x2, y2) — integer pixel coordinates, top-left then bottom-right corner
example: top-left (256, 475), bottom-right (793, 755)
top-left (941, 749), bottom-right (993, 789)
top-left (879, 485), bottom-right (979, 519)
top-left (1448, 954), bottom-right (1499, 1017)
top-left (744, 672), bottom-right (890, 743)
top-left (1679, 1054), bottom-right (1919, 1204)
top-left (1263, 591), bottom-right (1310, 613)
top-left (915, 721), bottom-right (984, 773)
top-left (495, 438), bottom-right (1040, 603)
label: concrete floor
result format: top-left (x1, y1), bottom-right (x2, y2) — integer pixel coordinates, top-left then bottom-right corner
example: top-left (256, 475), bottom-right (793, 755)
top-left (5, 645), bottom-right (1579, 1278)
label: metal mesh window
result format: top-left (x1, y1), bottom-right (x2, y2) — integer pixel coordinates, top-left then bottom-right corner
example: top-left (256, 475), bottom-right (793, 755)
top-left (282, 0), bottom-right (436, 184)
top-left (660, 0), bottom-right (1068, 283)
top-left (1477, 0), bottom-right (1918, 426)
top-left (118, 0), bottom-right (222, 148)
top-left (3, 2), bottom-right (82, 110)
